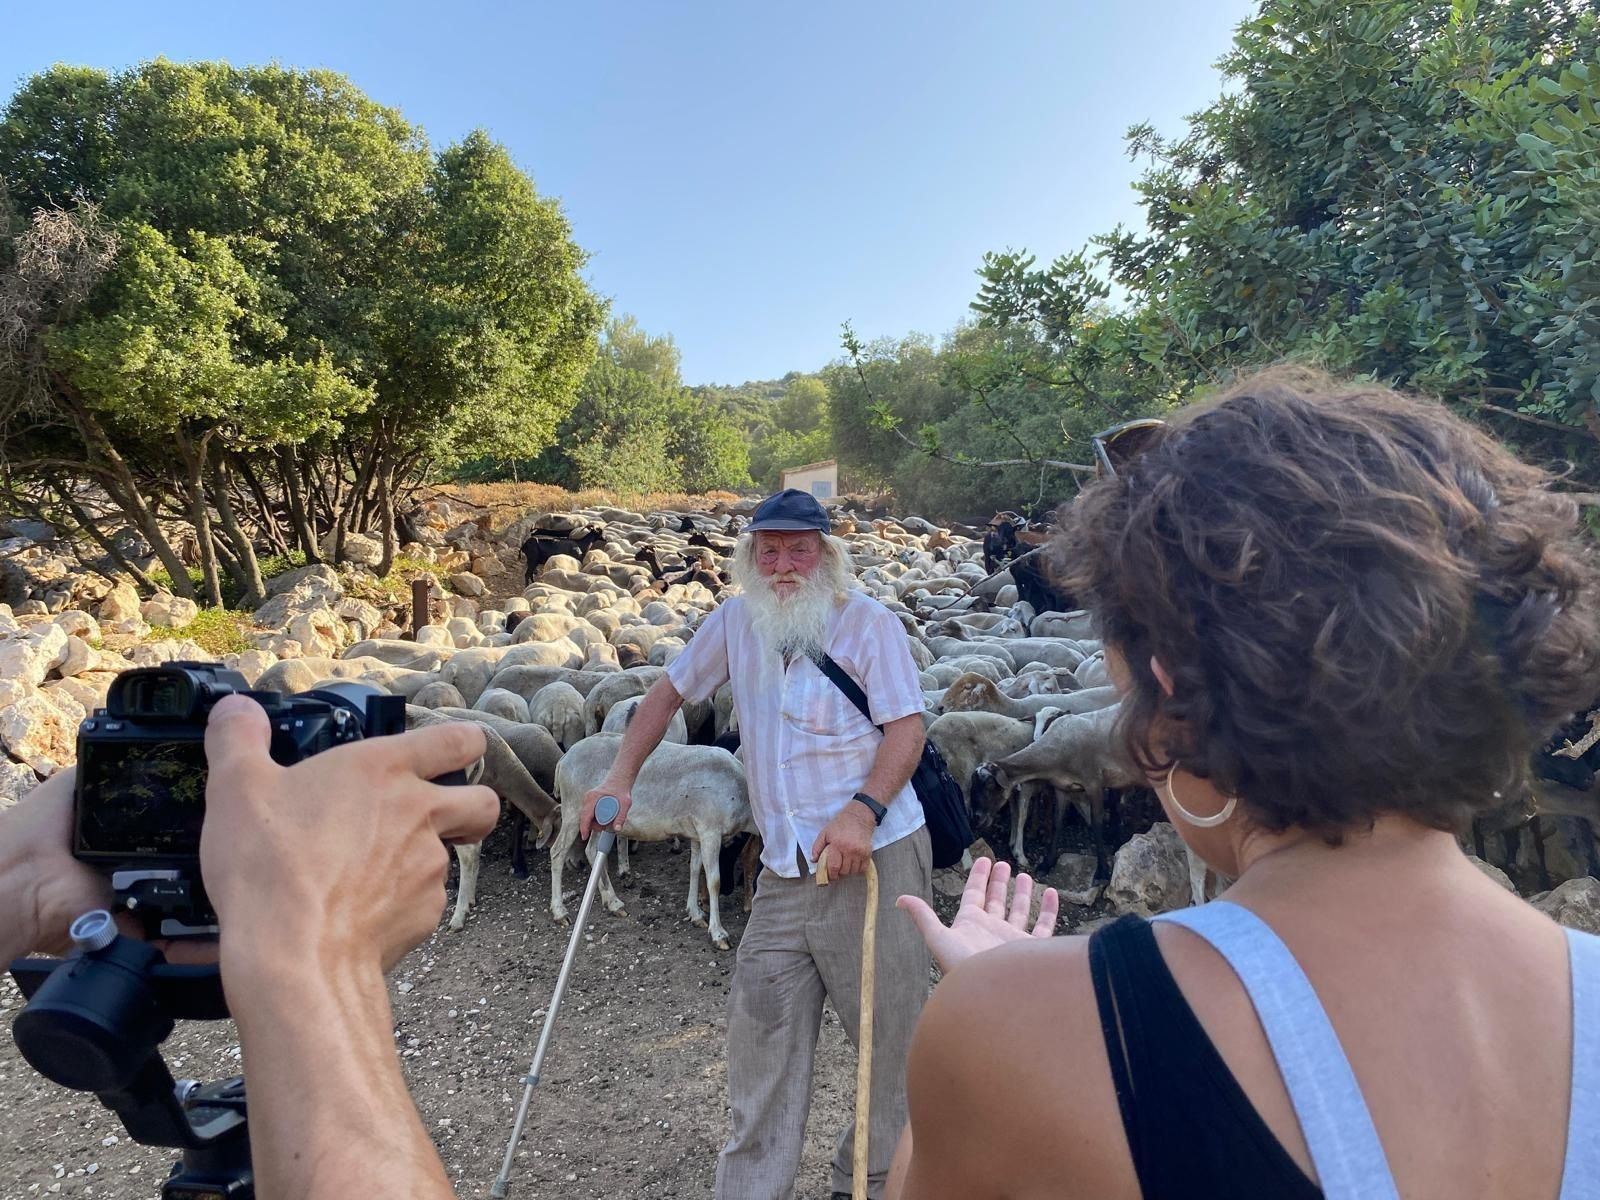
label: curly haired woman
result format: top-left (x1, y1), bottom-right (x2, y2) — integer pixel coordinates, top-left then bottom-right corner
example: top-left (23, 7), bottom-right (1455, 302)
top-left (889, 368), bottom-right (1600, 1200)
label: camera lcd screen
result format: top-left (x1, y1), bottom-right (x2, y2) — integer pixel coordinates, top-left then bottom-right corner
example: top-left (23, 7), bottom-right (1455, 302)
top-left (75, 739), bottom-right (209, 857)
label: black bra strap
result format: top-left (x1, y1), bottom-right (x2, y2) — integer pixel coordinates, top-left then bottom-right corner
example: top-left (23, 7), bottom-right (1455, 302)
top-left (1090, 925), bottom-right (1144, 1174)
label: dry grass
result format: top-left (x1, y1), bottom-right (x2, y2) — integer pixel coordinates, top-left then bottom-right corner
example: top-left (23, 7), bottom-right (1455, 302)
top-left (429, 482), bottom-right (743, 514)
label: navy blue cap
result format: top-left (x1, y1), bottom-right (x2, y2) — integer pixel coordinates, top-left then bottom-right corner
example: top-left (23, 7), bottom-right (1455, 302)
top-left (746, 488), bottom-right (831, 533)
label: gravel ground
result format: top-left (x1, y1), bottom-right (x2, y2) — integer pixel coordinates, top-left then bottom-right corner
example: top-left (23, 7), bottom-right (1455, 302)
top-left (0, 804), bottom-right (1115, 1200)
top-left (0, 828), bottom-right (977, 1200)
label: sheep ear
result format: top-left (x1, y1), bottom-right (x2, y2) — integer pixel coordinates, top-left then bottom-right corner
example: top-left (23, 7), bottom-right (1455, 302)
top-left (1150, 656), bottom-right (1176, 697)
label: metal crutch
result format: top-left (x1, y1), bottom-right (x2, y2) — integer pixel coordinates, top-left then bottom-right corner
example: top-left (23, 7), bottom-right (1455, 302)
top-left (489, 793), bottom-right (621, 1198)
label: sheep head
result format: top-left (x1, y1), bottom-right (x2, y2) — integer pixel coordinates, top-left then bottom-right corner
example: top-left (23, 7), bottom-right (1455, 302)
top-left (942, 672), bottom-right (1005, 714)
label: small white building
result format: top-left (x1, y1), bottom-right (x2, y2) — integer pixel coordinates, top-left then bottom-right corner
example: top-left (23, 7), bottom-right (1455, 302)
top-left (779, 459), bottom-right (838, 500)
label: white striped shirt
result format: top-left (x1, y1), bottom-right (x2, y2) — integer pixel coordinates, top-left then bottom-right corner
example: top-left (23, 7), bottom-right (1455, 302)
top-left (667, 588), bottom-right (927, 877)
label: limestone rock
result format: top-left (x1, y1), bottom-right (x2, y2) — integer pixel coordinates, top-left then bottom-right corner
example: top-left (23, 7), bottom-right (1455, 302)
top-left (54, 609), bottom-right (101, 641)
top-left (55, 635), bottom-right (94, 678)
top-left (1531, 877), bottom-right (1600, 935)
top-left (0, 624), bottom-right (69, 687)
top-left (449, 571), bottom-right (487, 597)
top-left (124, 639), bottom-right (210, 667)
top-left (0, 758), bottom-right (40, 809)
top-left (44, 674), bottom-right (110, 713)
top-left (223, 649), bottom-right (279, 686)
top-left (141, 591), bottom-right (200, 628)
top-left (0, 678), bottom-right (33, 708)
top-left (336, 598), bottom-right (385, 641)
top-left (253, 634), bottom-right (305, 659)
top-left (342, 533), bottom-right (384, 568)
top-left (1107, 821), bottom-right (1193, 916)
top-left (254, 564), bottom-right (344, 628)
top-left (286, 608), bottom-right (345, 660)
top-left (97, 583), bottom-right (142, 624)
top-left (1044, 851), bottom-right (1104, 908)
top-left (0, 693), bottom-right (80, 774)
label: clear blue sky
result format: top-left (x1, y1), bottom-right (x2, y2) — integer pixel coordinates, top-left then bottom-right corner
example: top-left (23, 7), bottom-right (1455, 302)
top-left (1, 1), bottom-right (1257, 386)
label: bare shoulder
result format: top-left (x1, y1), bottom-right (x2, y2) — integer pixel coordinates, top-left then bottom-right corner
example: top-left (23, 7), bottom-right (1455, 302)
top-left (902, 935), bottom-right (1139, 1200)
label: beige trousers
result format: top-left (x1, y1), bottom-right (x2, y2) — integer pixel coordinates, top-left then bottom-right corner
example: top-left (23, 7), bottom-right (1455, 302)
top-left (714, 826), bottom-right (933, 1200)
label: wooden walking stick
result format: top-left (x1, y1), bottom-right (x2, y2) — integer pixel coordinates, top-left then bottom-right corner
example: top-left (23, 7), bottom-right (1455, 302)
top-left (816, 853), bottom-right (879, 1200)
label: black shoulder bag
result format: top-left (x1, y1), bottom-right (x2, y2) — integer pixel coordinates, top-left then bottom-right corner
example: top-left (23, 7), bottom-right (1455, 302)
top-left (812, 653), bottom-right (973, 869)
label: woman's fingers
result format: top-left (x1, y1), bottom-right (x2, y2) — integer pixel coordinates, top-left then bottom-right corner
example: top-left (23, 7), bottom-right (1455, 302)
top-left (897, 897), bottom-right (938, 943)
top-left (984, 860), bottom-right (1013, 918)
top-left (960, 856), bottom-right (994, 910)
top-left (1008, 873), bottom-right (1035, 930)
top-left (1032, 887), bottom-right (1061, 937)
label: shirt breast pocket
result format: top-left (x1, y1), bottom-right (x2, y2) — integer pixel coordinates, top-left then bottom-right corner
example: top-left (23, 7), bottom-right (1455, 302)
top-left (784, 672), bottom-right (872, 736)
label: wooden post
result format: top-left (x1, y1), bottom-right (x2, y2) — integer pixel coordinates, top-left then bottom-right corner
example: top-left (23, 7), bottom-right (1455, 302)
top-left (411, 578), bottom-right (429, 639)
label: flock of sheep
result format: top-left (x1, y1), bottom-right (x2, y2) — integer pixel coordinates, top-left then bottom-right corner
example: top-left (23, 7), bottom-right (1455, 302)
top-left (249, 504), bottom-right (1136, 948)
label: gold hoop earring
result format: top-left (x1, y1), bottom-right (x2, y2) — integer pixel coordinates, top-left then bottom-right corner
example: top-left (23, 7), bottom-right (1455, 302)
top-left (1161, 760), bottom-right (1237, 829)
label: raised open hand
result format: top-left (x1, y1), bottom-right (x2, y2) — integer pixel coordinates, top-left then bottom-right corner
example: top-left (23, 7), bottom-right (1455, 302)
top-left (895, 857), bottom-right (1059, 972)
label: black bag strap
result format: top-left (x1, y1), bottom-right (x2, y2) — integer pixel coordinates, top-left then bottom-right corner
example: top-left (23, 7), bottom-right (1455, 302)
top-left (811, 652), bottom-right (883, 733)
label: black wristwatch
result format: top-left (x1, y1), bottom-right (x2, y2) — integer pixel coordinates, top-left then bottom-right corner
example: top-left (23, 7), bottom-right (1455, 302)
top-left (852, 792), bottom-right (887, 826)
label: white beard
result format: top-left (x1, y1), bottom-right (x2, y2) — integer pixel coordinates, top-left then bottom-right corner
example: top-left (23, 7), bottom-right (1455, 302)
top-left (741, 570), bottom-right (840, 662)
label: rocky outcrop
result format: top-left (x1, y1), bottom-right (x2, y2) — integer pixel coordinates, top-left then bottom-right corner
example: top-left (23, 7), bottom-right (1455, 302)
top-left (252, 564), bottom-right (345, 629)
top-left (1531, 877), bottom-right (1600, 935)
top-left (1107, 822), bottom-right (1193, 916)
top-left (141, 591), bottom-right (201, 628)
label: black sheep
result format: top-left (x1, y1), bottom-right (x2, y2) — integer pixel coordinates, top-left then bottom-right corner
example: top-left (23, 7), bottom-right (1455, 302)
top-left (982, 521), bottom-right (1019, 575)
top-left (1009, 548), bottom-right (1076, 614)
top-left (520, 526), bottom-right (607, 584)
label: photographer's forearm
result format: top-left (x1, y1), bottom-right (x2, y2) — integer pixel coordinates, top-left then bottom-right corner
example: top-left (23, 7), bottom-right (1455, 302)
top-left (227, 952), bottom-right (454, 1200)
top-left (602, 678), bottom-right (685, 788)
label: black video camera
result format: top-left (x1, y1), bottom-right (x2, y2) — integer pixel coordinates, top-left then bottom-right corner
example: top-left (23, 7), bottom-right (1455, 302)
top-left (73, 661), bottom-right (408, 936)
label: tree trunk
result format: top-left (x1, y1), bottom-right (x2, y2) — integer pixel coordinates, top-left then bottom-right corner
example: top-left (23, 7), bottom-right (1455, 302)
top-left (234, 454), bottom-right (293, 557)
top-left (175, 431), bottom-right (225, 609)
top-left (48, 479), bottom-right (158, 592)
top-left (67, 400), bottom-right (198, 599)
top-left (376, 462), bottom-right (397, 577)
top-left (212, 459), bottom-right (267, 607)
top-left (104, 473), bottom-right (196, 599)
top-left (279, 448), bottom-right (322, 562)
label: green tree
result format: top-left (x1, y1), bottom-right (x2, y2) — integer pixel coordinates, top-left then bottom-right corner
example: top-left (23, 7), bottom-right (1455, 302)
top-left (977, 0), bottom-right (1600, 485)
top-left (0, 61), bottom-right (599, 602)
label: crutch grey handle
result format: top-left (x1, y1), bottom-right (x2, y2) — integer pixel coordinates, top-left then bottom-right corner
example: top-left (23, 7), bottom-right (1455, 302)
top-left (591, 793), bottom-right (621, 855)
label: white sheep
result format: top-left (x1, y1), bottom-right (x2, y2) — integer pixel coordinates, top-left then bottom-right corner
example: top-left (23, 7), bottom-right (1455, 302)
top-left (405, 706), bottom-right (558, 931)
top-left (527, 680), bottom-right (587, 750)
top-left (550, 734), bottom-right (753, 949)
top-left (474, 686), bottom-right (530, 723)
top-left (974, 703), bottom-right (1140, 874)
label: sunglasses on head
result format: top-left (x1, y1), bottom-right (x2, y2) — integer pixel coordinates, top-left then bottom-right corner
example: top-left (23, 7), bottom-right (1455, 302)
top-left (1091, 418), bottom-right (1167, 478)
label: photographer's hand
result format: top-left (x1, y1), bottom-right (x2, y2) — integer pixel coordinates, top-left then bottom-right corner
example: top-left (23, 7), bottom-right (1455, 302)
top-left (0, 769), bottom-right (111, 962)
top-left (201, 694), bottom-right (497, 1200)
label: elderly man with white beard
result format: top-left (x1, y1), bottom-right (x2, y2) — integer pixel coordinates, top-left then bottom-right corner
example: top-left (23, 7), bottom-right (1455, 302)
top-left (580, 487), bottom-right (932, 1200)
